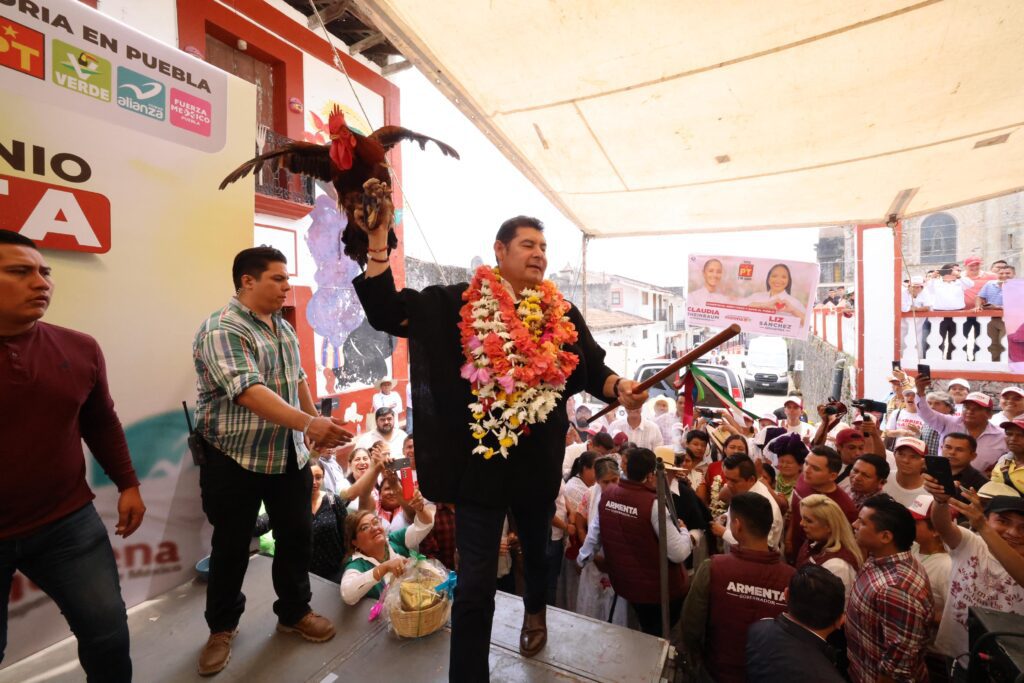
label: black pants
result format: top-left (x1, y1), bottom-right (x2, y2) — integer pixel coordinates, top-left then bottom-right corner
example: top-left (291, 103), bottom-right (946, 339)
top-left (631, 598), bottom-right (683, 637)
top-left (200, 441), bottom-right (312, 632)
top-left (939, 317), bottom-right (958, 359)
top-left (449, 499), bottom-right (553, 683)
top-left (963, 317), bottom-right (981, 359)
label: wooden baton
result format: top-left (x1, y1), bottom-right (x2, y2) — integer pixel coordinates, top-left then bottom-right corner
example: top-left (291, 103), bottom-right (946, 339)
top-left (586, 324), bottom-right (742, 424)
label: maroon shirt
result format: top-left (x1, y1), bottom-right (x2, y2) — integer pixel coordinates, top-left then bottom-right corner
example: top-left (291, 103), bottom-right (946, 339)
top-left (0, 322), bottom-right (138, 540)
top-left (788, 476), bottom-right (858, 562)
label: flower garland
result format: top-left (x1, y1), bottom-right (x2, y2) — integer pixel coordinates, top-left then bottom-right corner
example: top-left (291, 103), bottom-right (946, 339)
top-left (458, 266), bottom-right (579, 459)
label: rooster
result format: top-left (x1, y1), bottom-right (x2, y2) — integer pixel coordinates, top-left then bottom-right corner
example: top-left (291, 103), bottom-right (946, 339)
top-left (219, 106), bottom-right (459, 265)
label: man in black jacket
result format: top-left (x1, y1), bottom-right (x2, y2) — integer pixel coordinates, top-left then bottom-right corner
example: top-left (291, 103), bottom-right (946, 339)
top-left (745, 564), bottom-right (846, 682)
top-left (354, 214), bottom-right (646, 682)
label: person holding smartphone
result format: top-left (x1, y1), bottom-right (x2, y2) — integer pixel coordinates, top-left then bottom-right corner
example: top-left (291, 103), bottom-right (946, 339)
top-left (922, 478), bottom-right (1024, 678)
top-left (915, 375), bottom-right (1006, 473)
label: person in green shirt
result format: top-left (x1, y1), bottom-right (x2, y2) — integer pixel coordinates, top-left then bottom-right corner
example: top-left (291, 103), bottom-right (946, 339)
top-left (340, 488), bottom-right (435, 604)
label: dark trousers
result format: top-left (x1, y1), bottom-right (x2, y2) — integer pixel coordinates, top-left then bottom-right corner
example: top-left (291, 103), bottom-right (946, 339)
top-left (0, 503), bottom-right (131, 682)
top-left (450, 499), bottom-right (553, 683)
top-left (200, 441), bottom-right (312, 632)
top-left (963, 317), bottom-right (981, 358)
top-left (631, 598), bottom-right (683, 637)
top-left (544, 536), bottom-right (564, 606)
top-left (939, 317), bottom-right (958, 359)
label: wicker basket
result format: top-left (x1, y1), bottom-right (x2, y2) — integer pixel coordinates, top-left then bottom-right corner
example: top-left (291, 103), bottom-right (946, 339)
top-left (389, 596), bottom-right (450, 638)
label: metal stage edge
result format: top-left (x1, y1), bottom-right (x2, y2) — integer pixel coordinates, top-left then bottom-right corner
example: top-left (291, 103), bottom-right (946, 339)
top-left (1, 554), bottom-right (676, 682)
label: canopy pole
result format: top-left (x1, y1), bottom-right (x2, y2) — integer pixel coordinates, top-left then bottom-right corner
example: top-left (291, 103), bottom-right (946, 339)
top-left (581, 234), bottom-right (590, 319)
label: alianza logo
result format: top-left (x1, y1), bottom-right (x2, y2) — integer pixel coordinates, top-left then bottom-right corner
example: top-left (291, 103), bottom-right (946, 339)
top-left (117, 66), bottom-right (165, 120)
top-left (52, 38), bottom-right (111, 102)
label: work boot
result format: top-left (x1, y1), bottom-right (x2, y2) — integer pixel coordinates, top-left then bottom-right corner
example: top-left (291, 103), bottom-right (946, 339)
top-left (197, 629), bottom-right (237, 676)
top-left (276, 611), bottom-right (336, 643)
top-left (519, 607), bottom-right (547, 658)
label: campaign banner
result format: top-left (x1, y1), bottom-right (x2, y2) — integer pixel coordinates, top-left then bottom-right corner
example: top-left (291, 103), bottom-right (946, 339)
top-left (686, 254), bottom-right (820, 340)
top-left (1005, 279), bottom-right (1024, 374)
top-left (1, 0), bottom-right (253, 666)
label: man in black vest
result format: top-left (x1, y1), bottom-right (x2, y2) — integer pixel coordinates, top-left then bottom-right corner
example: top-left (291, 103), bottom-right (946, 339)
top-left (579, 447), bottom-right (692, 635)
top-left (354, 214), bottom-right (647, 682)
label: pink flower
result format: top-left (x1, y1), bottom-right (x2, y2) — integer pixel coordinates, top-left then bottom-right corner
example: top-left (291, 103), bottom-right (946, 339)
top-left (497, 374), bottom-right (515, 393)
top-left (461, 363), bottom-right (490, 384)
top-left (467, 336), bottom-right (482, 351)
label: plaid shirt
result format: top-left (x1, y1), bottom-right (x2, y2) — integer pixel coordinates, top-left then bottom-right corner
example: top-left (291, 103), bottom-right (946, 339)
top-left (847, 551), bottom-right (934, 683)
top-left (193, 297), bottom-right (309, 473)
top-left (921, 424), bottom-right (941, 458)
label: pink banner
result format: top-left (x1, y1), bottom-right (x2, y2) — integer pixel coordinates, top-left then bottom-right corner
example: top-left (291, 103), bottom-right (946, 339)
top-left (686, 254), bottom-right (820, 340)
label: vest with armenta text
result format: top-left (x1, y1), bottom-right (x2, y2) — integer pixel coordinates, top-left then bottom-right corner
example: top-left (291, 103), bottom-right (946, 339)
top-left (599, 479), bottom-right (685, 604)
top-left (706, 547), bottom-right (795, 683)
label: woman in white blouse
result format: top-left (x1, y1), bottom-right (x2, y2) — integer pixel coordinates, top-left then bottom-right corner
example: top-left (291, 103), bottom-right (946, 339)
top-left (745, 263), bottom-right (806, 326)
top-left (339, 490), bottom-right (435, 605)
top-left (687, 258), bottom-right (729, 309)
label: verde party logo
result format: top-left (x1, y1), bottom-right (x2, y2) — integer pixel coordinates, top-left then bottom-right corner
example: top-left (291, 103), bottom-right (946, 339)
top-left (117, 66), bottom-right (166, 121)
top-left (52, 38), bottom-right (111, 102)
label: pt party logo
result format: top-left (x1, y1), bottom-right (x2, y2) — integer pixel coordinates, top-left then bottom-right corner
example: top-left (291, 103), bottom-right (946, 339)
top-left (0, 16), bottom-right (44, 79)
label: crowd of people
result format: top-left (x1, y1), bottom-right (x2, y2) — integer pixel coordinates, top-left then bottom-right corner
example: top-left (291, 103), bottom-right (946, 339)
top-left (900, 256), bottom-right (1017, 360)
top-left (5, 218), bottom-right (1024, 683)
top-left (538, 370), bottom-right (1024, 682)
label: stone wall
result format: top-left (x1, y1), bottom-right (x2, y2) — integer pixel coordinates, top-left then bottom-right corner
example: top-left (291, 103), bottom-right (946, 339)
top-left (790, 336), bottom-right (856, 409)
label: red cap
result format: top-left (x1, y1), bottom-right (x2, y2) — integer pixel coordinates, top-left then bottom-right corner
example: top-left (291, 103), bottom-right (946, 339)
top-left (964, 256), bottom-right (982, 265)
top-left (835, 428), bottom-right (864, 447)
top-left (1002, 418), bottom-right (1024, 433)
top-left (963, 392), bottom-right (994, 410)
top-left (612, 432), bottom-right (629, 447)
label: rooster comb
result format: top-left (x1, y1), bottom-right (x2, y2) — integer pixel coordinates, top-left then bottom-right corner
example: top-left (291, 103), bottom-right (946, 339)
top-left (328, 105), bottom-right (347, 132)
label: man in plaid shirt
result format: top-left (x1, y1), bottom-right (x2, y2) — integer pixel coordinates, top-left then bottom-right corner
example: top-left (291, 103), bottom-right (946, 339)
top-left (848, 494), bottom-right (934, 683)
top-left (192, 247), bottom-right (353, 676)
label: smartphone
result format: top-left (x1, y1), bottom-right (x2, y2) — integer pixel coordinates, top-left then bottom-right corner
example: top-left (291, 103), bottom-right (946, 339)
top-left (386, 457), bottom-right (412, 471)
top-left (319, 397), bottom-right (333, 417)
top-left (892, 360), bottom-right (901, 371)
top-left (924, 455), bottom-right (956, 497)
top-left (917, 363), bottom-right (931, 381)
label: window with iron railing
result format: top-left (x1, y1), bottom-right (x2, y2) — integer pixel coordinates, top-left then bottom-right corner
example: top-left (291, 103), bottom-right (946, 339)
top-left (255, 130), bottom-right (316, 205)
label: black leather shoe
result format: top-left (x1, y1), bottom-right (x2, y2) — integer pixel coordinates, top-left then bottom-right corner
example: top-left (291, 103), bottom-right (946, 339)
top-left (519, 607), bottom-right (547, 658)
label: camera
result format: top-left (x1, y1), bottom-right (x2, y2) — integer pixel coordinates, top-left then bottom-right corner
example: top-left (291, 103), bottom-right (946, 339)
top-left (697, 408), bottom-right (718, 419)
top-left (851, 398), bottom-right (887, 415)
top-left (823, 399), bottom-right (847, 416)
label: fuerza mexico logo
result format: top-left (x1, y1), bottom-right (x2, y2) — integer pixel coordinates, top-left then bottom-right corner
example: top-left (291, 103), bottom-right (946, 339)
top-left (117, 66), bottom-right (166, 121)
top-left (52, 39), bottom-right (111, 102)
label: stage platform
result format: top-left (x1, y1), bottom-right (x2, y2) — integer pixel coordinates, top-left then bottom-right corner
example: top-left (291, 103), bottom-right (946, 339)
top-left (1, 555), bottom-right (677, 682)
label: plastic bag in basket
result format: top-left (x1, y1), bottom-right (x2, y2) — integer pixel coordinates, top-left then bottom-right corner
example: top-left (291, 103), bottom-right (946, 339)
top-left (383, 557), bottom-right (452, 638)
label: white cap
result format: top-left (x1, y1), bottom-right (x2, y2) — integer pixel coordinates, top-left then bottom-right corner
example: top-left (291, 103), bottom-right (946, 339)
top-left (948, 378), bottom-right (971, 390)
top-left (907, 494), bottom-right (935, 520)
top-left (909, 275), bottom-right (925, 285)
top-left (893, 437), bottom-right (927, 456)
top-left (784, 395), bottom-right (803, 408)
top-left (1001, 386), bottom-right (1024, 398)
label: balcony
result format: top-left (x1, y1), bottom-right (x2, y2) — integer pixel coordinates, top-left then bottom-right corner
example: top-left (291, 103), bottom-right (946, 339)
top-left (811, 305), bottom-right (857, 356)
top-left (898, 309), bottom-right (1009, 374)
top-left (253, 130), bottom-right (316, 214)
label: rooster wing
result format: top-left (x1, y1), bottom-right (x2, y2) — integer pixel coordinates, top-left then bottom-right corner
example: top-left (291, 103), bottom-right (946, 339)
top-left (218, 141), bottom-right (335, 190)
top-left (369, 126), bottom-right (460, 160)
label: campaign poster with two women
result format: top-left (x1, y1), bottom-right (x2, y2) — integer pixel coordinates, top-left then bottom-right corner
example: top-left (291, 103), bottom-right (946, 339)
top-left (687, 255), bottom-right (820, 340)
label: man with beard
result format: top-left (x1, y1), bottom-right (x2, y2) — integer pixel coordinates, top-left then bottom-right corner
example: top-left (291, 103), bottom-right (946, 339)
top-left (355, 406), bottom-right (408, 454)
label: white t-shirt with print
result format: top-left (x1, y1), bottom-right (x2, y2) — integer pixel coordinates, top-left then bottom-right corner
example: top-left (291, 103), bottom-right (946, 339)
top-left (934, 528), bottom-right (1024, 662)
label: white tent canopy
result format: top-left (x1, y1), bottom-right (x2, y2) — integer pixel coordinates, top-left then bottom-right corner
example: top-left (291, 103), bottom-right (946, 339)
top-left (356, 0), bottom-right (1024, 236)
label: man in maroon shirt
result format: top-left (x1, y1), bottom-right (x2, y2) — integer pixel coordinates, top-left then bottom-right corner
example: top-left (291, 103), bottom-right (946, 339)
top-left (786, 446), bottom-right (858, 562)
top-left (0, 230), bottom-right (146, 681)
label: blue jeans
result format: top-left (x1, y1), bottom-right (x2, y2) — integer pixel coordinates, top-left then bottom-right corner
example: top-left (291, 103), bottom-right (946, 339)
top-left (0, 503), bottom-right (131, 682)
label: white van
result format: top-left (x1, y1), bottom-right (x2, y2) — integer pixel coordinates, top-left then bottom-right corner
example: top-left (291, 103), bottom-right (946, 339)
top-left (743, 336), bottom-right (790, 394)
